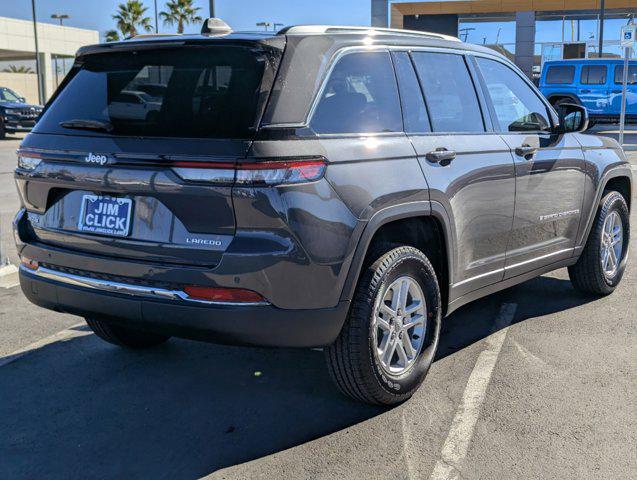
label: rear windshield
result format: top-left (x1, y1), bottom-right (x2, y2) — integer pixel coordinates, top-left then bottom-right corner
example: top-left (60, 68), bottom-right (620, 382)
top-left (35, 44), bottom-right (279, 139)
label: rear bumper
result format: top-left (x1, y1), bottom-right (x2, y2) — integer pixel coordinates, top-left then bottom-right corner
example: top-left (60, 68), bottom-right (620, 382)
top-left (20, 266), bottom-right (349, 348)
top-left (588, 114), bottom-right (637, 123)
top-left (4, 124), bottom-right (33, 133)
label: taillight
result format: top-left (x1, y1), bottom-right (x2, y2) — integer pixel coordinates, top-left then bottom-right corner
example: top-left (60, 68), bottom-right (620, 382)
top-left (183, 285), bottom-right (266, 304)
top-left (17, 153), bottom-right (42, 171)
top-left (172, 158), bottom-right (327, 186)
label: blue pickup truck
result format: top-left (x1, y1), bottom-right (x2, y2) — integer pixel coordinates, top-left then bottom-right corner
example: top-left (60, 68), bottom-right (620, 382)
top-left (539, 58), bottom-right (637, 124)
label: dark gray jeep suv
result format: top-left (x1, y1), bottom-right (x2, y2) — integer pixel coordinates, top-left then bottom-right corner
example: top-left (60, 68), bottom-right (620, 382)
top-left (14, 21), bottom-right (632, 405)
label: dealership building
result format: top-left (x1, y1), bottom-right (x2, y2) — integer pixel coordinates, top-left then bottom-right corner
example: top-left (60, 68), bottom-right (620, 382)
top-left (372, 0), bottom-right (637, 78)
top-left (0, 16), bottom-right (98, 104)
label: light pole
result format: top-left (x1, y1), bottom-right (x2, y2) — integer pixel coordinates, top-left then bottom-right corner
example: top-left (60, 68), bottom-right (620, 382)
top-left (209, 0), bottom-right (215, 17)
top-left (458, 27), bottom-right (475, 42)
top-left (50, 13), bottom-right (69, 26)
top-left (273, 23), bottom-right (284, 32)
top-left (598, 0), bottom-right (605, 58)
top-left (256, 21), bottom-right (272, 31)
top-left (154, 0), bottom-right (159, 33)
top-left (31, 0), bottom-right (43, 105)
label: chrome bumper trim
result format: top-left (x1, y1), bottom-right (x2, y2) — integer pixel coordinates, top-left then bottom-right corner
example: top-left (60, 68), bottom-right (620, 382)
top-left (20, 265), bottom-right (269, 307)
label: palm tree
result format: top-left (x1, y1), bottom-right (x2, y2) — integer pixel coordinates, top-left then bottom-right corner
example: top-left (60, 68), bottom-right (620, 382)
top-left (104, 29), bottom-right (121, 42)
top-left (3, 65), bottom-right (34, 73)
top-left (112, 0), bottom-right (153, 39)
top-left (160, 0), bottom-right (202, 34)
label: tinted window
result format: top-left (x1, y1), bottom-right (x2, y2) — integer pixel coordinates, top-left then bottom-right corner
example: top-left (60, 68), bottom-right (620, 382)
top-left (477, 57), bottom-right (550, 132)
top-left (545, 65), bottom-right (575, 84)
top-left (614, 64), bottom-right (637, 84)
top-left (35, 46), bottom-right (277, 139)
top-left (411, 52), bottom-right (484, 133)
top-left (311, 51), bottom-right (402, 134)
top-left (0, 88), bottom-right (21, 102)
top-left (580, 65), bottom-right (607, 84)
top-left (391, 51), bottom-right (430, 133)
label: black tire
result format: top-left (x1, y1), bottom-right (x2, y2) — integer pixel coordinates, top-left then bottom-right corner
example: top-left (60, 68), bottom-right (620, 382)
top-left (325, 246), bottom-right (442, 405)
top-left (552, 97), bottom-right (579, 108)
top-left (0, 120), bottom-right (6, 140)
top-left (568, 191), bottom-right (630, 295)
top-left (85, 318), bottom-right (170, 349)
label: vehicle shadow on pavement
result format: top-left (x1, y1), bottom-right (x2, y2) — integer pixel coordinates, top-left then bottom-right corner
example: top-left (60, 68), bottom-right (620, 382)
top-left (436, 275), bottom-right (599, 361)
top-left (0, 275), bottom-right (599, 479)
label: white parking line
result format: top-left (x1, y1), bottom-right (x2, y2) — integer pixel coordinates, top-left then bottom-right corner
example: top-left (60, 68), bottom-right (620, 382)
top-left (429, 303), bottom-right (518, 480)
top-left (0, 323), bottom-right (89, 368)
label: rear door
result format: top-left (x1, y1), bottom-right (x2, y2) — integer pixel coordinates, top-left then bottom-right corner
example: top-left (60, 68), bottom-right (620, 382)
top-left (406, 50), bottom-right (516, 299)
top-left (610, 62), bottom-right (637, 116)
top-left (473, 54), bottom-right (586, 277)
top-left (578, 63), bottom-right (609, 116)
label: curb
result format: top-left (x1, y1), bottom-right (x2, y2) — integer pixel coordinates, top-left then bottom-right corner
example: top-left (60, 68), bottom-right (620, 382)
top-left (0, 263), bottom-right (19, 289)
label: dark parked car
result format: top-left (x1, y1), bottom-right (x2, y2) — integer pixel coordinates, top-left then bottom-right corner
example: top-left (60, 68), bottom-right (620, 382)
top-left (0, 87), bottom-right (43, 138)
top-left (14, 21), bottom-right (632, 405)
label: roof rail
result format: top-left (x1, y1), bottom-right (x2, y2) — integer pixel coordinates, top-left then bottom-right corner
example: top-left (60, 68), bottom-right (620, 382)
top-left (278, 25), bottom-right (460, 42)
top-left (131, 33), bottom-right (182, 39)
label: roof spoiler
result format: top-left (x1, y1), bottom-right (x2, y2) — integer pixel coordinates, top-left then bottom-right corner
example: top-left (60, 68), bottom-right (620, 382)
top-left (201, 18), bottom-right (232, 35)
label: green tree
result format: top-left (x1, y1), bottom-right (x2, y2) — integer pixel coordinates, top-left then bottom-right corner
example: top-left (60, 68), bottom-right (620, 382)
top-left (104, 29), bottom-right (121, 42)
top-left (160, 0), bottom-right (202, 34)
top-left (111, 0), bottom-right (153, 39)
top-left (3, 65), bottom-right (34, 73)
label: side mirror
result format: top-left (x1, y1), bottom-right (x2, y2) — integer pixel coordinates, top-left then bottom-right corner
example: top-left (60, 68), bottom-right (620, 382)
top-left (556, 103), bottom-right (588, 133)
top-left (19, 97), bottom-right (26, 103)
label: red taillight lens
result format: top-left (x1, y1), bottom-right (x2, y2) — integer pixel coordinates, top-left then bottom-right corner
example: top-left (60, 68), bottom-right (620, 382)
top-left (183, 285), bottom-right (266, 303)
top-left (236, 159), bottom-right (326, 186)
top-left (171, 158), bottom-right (327, 186)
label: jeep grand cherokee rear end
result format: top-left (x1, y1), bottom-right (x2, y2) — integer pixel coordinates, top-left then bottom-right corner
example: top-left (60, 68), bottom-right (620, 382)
top-left (14, 33), bottom-right (356, 347)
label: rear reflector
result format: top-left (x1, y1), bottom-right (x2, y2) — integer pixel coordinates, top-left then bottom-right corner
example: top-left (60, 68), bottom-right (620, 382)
top-left (183, 285), bottom-right (266, 303)
top-left (20, 257), bottom-right (39, 271)
top-left (171, 158), bottom-right (326, 185)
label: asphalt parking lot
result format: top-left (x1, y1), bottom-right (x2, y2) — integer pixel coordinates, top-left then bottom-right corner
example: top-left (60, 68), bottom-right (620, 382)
top-left (0, 131), bottom-right (635, 479)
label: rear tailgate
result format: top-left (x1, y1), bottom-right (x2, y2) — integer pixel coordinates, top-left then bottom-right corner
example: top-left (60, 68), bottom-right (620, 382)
top-left (15, 38), bottom-right (283, 267)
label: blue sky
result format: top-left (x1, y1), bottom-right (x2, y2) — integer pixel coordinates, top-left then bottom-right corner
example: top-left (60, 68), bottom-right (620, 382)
top-left (1, 0), bottom-right (369, 36)
top-left (0, 0), bottom-right (628, 48)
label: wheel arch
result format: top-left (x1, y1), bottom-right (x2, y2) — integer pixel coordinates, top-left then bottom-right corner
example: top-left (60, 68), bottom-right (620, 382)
top-left (340, 201), bottom-right (454, 315)
top-left (577, 169), bottom-right (633, 249)
top-left (547, 94), bottom-right (581, 106)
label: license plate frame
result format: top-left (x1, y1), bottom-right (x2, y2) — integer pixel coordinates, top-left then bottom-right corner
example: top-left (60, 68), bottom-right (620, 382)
top-left (78, 195), bottom-right (133, 238)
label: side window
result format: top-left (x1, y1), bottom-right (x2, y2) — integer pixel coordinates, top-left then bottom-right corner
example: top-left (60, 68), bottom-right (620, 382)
top-left (476, 57), bottom-right (550, 133)
top-left (310, 51), bottom-right (402, 134)
top-left (391, 51), bottom-right (430, 133)
top-left (411, 52), bottom-right (484, 133)
top-left (545, 65), bottom-right (575, 84)
top-left (614, 65), bottom-right (637, 84)
top-left (581, 65), bottom-right (607, 85)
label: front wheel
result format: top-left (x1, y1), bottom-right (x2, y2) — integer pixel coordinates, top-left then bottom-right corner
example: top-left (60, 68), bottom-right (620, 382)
top-left (568, 191), bottom-right (630, 295)
top-left (325, 246), bottom-right (441, 405)
top-left (85, 318), bottom-right (170, 349)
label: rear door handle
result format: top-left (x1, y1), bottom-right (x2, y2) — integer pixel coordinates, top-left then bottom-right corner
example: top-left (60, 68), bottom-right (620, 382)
top-left (426, 148), bottom-right (456, 164)
top-left (580, 89), bottom-right (591, 93)
top-left (515, 145), bottom-right (537, 158)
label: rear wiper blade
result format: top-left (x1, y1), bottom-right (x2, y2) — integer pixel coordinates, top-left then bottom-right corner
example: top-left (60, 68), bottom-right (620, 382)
top-left (59, 119), bottom-right (113, 132)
